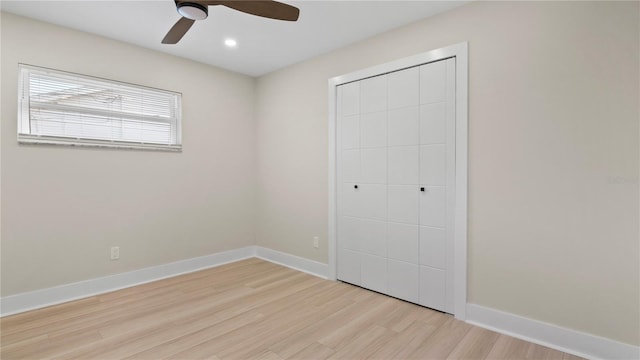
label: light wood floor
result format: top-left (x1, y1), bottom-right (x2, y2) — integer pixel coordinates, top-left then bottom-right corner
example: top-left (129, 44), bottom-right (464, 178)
top-left (1, 258), bottom-right (584, 359)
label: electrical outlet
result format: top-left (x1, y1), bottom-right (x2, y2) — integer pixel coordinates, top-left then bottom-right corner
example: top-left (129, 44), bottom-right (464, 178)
top-left (110, 246), bottom-right (120, 260)
top-left (313, 236), bottom-right (319, 249)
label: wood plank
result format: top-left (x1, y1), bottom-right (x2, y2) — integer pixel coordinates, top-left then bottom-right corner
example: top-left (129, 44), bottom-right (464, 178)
top-left (327, 324), bottom-right (396, 359)
top-left (405, 312), bottom-right (473, 358)
top-left (486, 335), bottom-right (536, 359)
top-left (368, 318), bottom-right (446, 359)
top-left (123, 311), bottom-right (265, 360)
top-left (526, 343), bottom-right (567, 360)
top-left (447, 326), bottom-right (500, 359)
top-left (285, 342), bottom-right (335, 360)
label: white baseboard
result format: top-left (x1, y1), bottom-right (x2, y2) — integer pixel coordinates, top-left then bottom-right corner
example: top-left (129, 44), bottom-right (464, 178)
top-left (3, 248), bottom-right (636, 360)
top-left (0, 246), bottom-right (329, 317)
top-left (0, 246), bottom-right (255, 317)
top-left (254, 246), bottom-right (328, 279)
top-left (466, 304), bottom-right (639, 360)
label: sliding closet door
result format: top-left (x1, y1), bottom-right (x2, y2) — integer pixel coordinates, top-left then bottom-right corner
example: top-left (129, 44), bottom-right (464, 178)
top-left (337, 58), bottom-right (455, 313)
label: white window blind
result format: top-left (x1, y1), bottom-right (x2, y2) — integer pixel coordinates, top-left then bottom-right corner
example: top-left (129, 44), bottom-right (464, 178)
top-left (18, 64), bottom-right (182, 151)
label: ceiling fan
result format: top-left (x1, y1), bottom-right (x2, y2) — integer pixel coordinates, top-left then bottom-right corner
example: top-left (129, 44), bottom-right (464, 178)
top-left (162, 0), bottom-right (300, 44)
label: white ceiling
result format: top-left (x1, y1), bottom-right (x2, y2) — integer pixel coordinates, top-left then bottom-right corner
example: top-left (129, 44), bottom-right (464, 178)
top-left (1, 1), bottom-right (467, 77)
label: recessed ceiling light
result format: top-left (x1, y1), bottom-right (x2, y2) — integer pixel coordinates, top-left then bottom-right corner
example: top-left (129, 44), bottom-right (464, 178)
top-left (224, 38), bottom-right (238, 48)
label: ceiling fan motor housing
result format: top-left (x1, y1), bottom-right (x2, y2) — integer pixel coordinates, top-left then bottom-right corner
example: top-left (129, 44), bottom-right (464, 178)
top-left (164, 1), bottom-right (300, 44)
top-left (177, 2), bottom-right (208, 20)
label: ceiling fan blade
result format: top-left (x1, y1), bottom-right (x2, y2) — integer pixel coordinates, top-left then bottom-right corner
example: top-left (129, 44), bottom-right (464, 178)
top-left (162, 17), bottom-right (196, 44)
top-left (211, 1), bottom-right (299, 21)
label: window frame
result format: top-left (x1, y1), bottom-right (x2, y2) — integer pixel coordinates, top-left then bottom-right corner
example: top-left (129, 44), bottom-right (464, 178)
top-left (17, 64), bottom-right (183, 152)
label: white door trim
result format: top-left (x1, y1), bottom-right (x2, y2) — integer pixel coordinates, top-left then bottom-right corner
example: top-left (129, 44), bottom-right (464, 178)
top-left (327, 42), bottom-right (468, 320)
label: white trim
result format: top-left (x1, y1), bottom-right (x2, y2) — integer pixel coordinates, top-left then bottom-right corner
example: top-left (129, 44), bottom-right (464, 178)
top-left (2, 245), bottom-right (637, 360)
top-left (327, 42), bottom-right (468, 319)
top-left (18, 134), bottom-right (183, 152)
top-left (0, 246), bottom-right (255, 317)
top-left (254, 246), bottom-right (329, 279)
top-left (327, 81), bottom-right (338, 281)
top-left (466, 304), bottom-right (640, 360)
top-left (453, 43), bottom-right (468, 321)
top-left (0, 246), bottom-right (331, 317)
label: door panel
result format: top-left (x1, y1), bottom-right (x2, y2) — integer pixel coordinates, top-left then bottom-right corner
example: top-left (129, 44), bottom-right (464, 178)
top-left (419, 266), bottom-right (446, 310)
top-left (342, 183), bottom-right (361, 217)
top-left (388, 67), bottom-right (419, 110)
top-left (420, 60), bottom-right (447, 104)
top-left (359, 184), bottom-right (387, 220)
top-left (341, 216), bottom-right (361, 251)
top-left (419, 226), bottom-right (446, 269)
top-left (342, 149), bottom-right (360, 183)
top-left (388, 185), bottom-right (419, 224)
top-left (388, 260), bottom-right (419, 303)
top-left (387, 222), bottom-right (419, 263)
top-left (388, 107), bottom-right (419, 146)
top-left (341, 81), bottom-right (360, 116)
top-left (420, 144), bottom-right (446, 186)
top-left (419, 186), bottom-right (446, 227)
top-left (361, 254), bottom-right (387, 293)
top-left (360, 219), bottom-right (387, 257)
top-left (361, 148), bottom-right (387, 184)
top-left (360, 75), bottom-right (387, 114)
top-left (388, 146), bottom-right (419, 185)
top-left (341, 114), bottom-right (360, 149)
top-left (339, 249), bottom-right (361, 285)
top-left (361, 112), bottom-right (387, 148)
top-left (420, 103), bottom-right (446, 144)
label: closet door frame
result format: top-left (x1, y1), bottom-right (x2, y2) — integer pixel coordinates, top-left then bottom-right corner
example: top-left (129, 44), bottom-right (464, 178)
top-left (328, 42), bottom-right (468, 320)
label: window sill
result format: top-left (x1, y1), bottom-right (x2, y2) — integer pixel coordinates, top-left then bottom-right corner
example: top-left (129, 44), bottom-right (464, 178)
top-left (18, 134), bottom-right (182, 152)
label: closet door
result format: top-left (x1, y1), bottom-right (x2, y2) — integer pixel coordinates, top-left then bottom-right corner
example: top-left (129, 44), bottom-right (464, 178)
top-left (337, 74), bottom-right (390, 294)
top-left (386, 66), bottom-right (420, 304)
top-left (337, 58), bottom-right (455, 313)
top-left (418, 58), bottom-right (456, 313)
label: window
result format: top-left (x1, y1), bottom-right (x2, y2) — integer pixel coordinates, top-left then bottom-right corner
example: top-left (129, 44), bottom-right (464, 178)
top-left (18, 64), bottom-right (182, 151)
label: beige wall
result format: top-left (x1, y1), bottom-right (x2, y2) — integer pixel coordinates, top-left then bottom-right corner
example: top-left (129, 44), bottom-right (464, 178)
top-left (255, 1), bottom-right (639, 346)
top-left (1, 13), bottom-right (256, 296)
